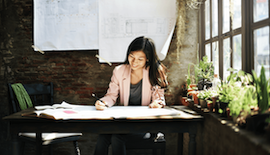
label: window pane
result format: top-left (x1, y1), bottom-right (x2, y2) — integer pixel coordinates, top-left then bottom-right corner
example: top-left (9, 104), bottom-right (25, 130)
top-left (223, 0), bottom-right (230, 33)
top-left (254, 26), bottom-right (270, 79)
top-left (232, 0), bottom-right (242, 29)
top-left (223, 38), bottom-right (231, 80)
top-left (205, 0), bottom-right (210, 40)
top-left (233, 34), bottom-right (242, 71)
top-left (212, 41), bottom-right (219, 75)
top-left (205, 43), bottom-right (211, 59)
top-left (212, 0), bottom-right (218, 37)
top-left (254, 0), bottom-right (269, 22)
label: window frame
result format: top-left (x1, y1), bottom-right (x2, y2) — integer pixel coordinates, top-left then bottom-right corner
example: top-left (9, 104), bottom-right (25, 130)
top-left (199, 0), bottom-right (270, 79)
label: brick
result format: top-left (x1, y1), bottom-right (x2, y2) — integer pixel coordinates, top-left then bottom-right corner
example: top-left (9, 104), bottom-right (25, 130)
top-left (80, 87), bottom-right (94, 91)
top-left (76, 91), bottom-right (89, 94)
top-left (54, 87), bottom-right (62, 91)
top-left (56, 63), bottom-right (64, 66)
top-left (79, 95), bottom-right (91, 98)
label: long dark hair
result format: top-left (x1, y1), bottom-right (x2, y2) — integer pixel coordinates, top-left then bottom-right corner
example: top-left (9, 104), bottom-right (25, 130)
top-left (123, 36), bottom-right (168, 88)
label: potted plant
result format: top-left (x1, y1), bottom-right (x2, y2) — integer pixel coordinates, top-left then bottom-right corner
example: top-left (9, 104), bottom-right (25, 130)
top-left (197, 90), bottom-right (208, 108)
top-left (245, 66), bottom-right (270, 132)
top-left (224, 70), bottom-right (257, 125)
top-left (194, 56), bottom-right (215, 90)
top-left (226, 68), bottom-right (253, 86)
top-left (186, 64), bottom-right (199, 104)
top-left (179, 82), bottom-right (189, 106)
top-left (207, 100), bottom-right (214, 112)
top-left (227, 84), bottom-right (257, 127)
top-left (217, 81), bottom-right (237, 117)
top-left (252, 66), bottom-right (270, 114)
top-left (197, 89), bottom-right (216, 109)
top-left (186, 64), bottom-right (191, 89)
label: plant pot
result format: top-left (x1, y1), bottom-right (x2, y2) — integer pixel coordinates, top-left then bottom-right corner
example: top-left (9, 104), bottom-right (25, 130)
top-left (199, 99), bottom-right (207, 108)
top-left (189, 91), bottom-right (199, 105)
top-left (227, 108), bottom-right (232, 120)
top-left (193, 92), bottom-right (199, 104)
top-left (181, 97), bottom-right (189, 106)
top-left (246, 113), bottom-right (270, 133)
top-left (187, 98), bottom-right (194, 108)
top-left (211, 97), bottom-right (218, 112)
top-left (189, 84), bottom-right (197, 88)
top-left (218, 102), bottom-right (229, 117)
top-left (207, 101), bottom-right (213, 112)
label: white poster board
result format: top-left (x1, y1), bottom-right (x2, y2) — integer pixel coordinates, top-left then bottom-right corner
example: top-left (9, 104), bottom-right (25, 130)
top-left (33, 0), bottom-right (176, 62)
top-left (33, 0), bottom-right (99, 51)
top-left (99, 0), bottom-right (176, 62)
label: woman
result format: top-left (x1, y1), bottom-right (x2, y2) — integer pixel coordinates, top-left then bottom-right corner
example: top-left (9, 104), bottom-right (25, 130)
top-left (94, 36), bottom-right (168, 155)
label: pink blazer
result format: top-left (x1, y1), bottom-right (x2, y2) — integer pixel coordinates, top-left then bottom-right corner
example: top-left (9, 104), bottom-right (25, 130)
top-left (100, 64), bottom-right (165, 107)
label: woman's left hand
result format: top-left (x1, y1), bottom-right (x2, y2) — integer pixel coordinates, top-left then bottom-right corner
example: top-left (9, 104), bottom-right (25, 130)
top-left (149, 100), bottom-right (164, 108)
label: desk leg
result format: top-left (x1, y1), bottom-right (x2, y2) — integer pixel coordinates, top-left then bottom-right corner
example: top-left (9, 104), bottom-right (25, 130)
top-left (11, 134), bottom-right (21, 155)
top-left (36, 132), bottom-right (42, 155)
top-left (177, 133), bottom-right (183, 155)
top-left (188, 133), bottom-right (196, 155)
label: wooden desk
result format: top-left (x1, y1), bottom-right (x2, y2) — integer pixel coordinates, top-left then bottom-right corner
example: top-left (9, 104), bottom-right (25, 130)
top-left (3, 106), bottom-right (203, 155)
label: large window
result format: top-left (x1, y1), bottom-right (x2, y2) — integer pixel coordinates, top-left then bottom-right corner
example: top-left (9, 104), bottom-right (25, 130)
top-left (200, 0), bottom-right (270, 80)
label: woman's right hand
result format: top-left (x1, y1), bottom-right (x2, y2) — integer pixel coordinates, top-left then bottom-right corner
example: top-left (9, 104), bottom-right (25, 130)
top-left (95, 100), bottom-right (108, 111)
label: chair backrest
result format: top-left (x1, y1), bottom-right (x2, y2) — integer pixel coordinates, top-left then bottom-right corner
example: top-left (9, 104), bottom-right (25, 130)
top-left (8, 82), bottom-right (53, 113)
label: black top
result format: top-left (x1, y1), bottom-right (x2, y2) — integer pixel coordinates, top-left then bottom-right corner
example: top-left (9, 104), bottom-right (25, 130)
top-left (128, 80), bottom-right (142, 106)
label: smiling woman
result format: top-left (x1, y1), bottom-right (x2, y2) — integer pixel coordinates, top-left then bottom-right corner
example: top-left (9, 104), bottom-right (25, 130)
top-left (128, 51), bottom-right (146, 85)
top-left (93, 36), bottom-right (168, 155)
top-left (124, 36), bottom-right (168, 88)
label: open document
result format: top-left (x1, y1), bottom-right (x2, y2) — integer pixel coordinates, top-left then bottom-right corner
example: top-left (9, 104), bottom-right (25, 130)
top-left (22, 101), bottom-right (184, 120)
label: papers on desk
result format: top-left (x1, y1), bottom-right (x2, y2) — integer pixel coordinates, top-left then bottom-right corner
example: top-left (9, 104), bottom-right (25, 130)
top-left (22, 101), bottom-right (184, 120)
top-left (35, 102), bottom-right (73, 110)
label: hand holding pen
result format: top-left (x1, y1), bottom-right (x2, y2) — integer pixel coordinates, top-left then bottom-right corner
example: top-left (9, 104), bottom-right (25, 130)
top-left (92, 93), bottom-right (108, 111)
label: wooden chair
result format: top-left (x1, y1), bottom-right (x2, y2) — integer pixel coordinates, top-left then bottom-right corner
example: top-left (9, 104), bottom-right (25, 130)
top-left (126, 132), bottom-right (166, 155)
top-left (7, 82), bottom-right (82, 155)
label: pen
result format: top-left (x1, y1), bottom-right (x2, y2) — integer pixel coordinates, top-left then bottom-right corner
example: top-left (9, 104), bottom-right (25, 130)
top-left (92, 93), bottom-right (109, 107)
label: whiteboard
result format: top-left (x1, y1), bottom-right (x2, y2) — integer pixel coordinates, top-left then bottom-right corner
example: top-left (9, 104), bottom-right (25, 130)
top-left (33, 0), bottom-right (99, 51)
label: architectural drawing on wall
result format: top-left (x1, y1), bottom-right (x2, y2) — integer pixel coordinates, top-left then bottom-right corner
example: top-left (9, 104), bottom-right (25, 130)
top-left (34, 0), bottom-right (98, 51)
top-left (125, 19), bottom-right (151, 34)
top-left (101, 17), bottom-right (172, 38)
top-left (33, 0), bottom-right (176, 62)
top-left (99, 0), bottom-right (176, 62)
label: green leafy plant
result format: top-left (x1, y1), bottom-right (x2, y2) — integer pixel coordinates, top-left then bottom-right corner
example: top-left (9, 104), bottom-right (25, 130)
top-left (196, 56), bottom-right (214, 81)
top-left (223, 69), bottom-right (256, 117)
top-left (266, 116), bottom-right (270, 123)
top-left (219, 69), bottom-right (253, 104)
top-left (228, 85), bottom-right (257, 118)
top-left (197, 90), bottom-right (209, 100)
top-left (187, 64), bottom-right (191, 89)
top-left (226, 69), bottom-right (253, 85)
top-left (197, 89), bottom-right (219, 101)
top-left (192, 56), bottom-right (214, 90)
top-left (218, 82), bottom-right (236, 104)
top-left (252, 66), bottom-right (270, 114)
top-left (217, 81), bottom-right (242, 115)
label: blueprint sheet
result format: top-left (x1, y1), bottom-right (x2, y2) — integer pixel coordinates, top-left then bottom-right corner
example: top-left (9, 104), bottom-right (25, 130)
top-left (34, 0), bottom-right (98, 51)
top-left (33, 0), bottom-right (176, 62)
top-left (99, 0), bottom-right (176, 62)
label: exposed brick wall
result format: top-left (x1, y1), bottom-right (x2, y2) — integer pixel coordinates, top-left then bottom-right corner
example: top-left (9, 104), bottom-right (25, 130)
top-left (12, 51), bottom-right (116, 104)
